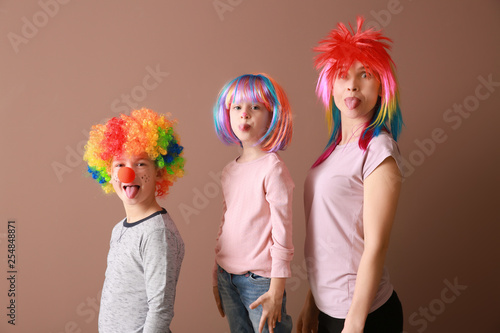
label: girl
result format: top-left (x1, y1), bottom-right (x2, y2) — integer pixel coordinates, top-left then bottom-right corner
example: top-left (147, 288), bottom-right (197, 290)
top-left (297, 18), bottom-right (404, 333)
top-left (212, 73), bottom-right (294, 333)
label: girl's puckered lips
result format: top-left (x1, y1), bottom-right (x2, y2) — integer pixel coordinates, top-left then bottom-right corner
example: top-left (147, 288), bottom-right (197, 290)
top-left (239, 124), bottom-right (251, 132)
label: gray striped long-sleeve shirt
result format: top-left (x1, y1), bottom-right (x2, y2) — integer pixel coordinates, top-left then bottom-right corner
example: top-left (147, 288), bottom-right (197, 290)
top-left (98, 208), bottom-right (184, 333)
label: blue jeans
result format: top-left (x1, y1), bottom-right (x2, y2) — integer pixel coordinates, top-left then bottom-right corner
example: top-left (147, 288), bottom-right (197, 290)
top-left (217, 265), bottom-right (293, 333)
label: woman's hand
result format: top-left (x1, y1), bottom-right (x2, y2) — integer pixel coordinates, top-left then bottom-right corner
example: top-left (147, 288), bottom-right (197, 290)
top-left (212, 286), bottom-right (225, 317)
top-left (340, 327), bottom-right (363, 333)
top-left (296, 289), bottom-right (319, 333)
top-left (340, 319), bottom-right (364, 333)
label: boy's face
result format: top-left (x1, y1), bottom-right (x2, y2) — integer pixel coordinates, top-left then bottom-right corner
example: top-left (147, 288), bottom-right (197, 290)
top-left (110, 153), bottom-right (161, 207)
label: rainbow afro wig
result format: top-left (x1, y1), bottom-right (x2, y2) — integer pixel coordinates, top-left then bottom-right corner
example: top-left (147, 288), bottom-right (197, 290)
top-left (313, 16), bottom-right (403, 166)
top-left (213, 73), bottom-right (293, 152)
top-left (83, 108), bottom-right (184, 197)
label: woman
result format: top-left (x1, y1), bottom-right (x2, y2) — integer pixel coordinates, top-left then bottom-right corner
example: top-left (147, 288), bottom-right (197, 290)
top-left (297, 17), bottom-right (404, 333)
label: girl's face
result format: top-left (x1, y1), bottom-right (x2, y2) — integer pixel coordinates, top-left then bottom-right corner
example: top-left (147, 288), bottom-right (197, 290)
top-left (229, 100), bottom-right (271, 148)
top-left (333, 60), bottom-right (381, 123)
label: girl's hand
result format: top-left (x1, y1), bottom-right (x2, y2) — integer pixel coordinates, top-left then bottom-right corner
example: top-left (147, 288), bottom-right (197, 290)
top-left (249, 289), bottom-right (283, 333)
top-left (212, 286), bottom-right (225, 317)
top-left (296, 289), bottom-right (319, 333)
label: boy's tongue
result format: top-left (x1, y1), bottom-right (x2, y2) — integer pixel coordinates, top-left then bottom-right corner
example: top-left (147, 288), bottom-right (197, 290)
top-left (345, 97), bottom-right (361, 110)
top-left (125, 186), bottom-right (139, 199)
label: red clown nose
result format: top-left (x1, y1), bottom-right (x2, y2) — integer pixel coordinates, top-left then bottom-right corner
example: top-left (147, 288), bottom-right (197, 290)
top-left (118, 167), bottom-right (136, 183)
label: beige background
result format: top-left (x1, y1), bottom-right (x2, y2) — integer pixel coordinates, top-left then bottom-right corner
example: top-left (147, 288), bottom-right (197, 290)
top-left (1, 0), bottom-right (499, 332)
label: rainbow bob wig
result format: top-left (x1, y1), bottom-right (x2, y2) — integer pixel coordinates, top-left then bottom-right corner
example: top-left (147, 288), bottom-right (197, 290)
top-left (83, 108), bottom-right (184, 197)
top-left (213, 73), bottom-right (293, 152)
top-left (313, 16), bottom-right (403, 167)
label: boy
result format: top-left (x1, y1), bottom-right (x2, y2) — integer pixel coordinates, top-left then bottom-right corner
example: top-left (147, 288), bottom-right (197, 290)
top-left (83, 108), bottom-right (185, 333)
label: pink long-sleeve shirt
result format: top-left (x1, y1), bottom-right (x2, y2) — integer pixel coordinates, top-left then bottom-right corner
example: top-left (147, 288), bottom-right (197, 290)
top-left (213, 153), bottom-right (294, 285)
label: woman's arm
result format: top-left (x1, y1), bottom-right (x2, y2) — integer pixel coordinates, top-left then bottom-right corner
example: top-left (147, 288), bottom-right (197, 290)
top-left (343, 157), bottom-right (401, 333)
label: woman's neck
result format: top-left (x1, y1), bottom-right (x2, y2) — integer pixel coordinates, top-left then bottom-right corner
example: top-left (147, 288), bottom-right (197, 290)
top-left (338, 115), bottom-right (371, 146)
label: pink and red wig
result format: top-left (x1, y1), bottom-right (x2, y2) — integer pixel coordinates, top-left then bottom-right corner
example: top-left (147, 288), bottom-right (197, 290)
top-left (313, 16), bottom-right (403, 167)
top-left (83, 108), bottom-right (184, 197)
top-left (213, 73), bottom-right (293, 152)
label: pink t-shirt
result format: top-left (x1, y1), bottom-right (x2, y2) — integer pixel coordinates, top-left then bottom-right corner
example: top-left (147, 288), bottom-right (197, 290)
top-left (214, 153), bottom-right (294, 285)
top-left (304, 132), bottom-right (403, 318)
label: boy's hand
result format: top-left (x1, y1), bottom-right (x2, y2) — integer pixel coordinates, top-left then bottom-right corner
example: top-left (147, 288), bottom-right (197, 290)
top-left (213, 286), bottom-right (225, 317)
top-left (249, 278), bottom-right (285, 333)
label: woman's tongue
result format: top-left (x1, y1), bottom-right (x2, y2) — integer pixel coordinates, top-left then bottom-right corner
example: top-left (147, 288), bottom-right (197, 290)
top-left (345, 97), bottom-right (361, 110)
top-left (124, 185), bottom-right (140, 199)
